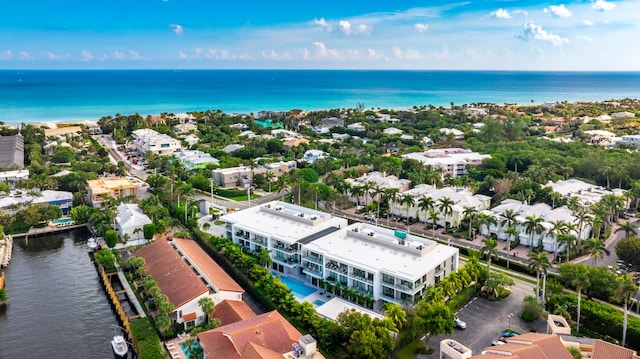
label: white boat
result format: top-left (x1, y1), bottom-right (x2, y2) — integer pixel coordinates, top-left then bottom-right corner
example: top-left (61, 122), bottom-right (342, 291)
top-left (111, 334), bottom-right (128, 358)
top-left (87, 238), bottom-right (99, 250)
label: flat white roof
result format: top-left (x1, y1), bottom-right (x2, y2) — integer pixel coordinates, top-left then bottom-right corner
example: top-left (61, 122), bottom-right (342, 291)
top-left (220, 201), bottom-right (347, 244)
top-left (316, 297), bottom-right (384, 321)
top-left (304, 223), bottom-right (458, 281)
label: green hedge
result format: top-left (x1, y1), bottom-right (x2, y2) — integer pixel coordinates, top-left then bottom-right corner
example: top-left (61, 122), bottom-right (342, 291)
top-left (131, 317), bottom-right (164, 359)
top-left (547, 294), bottom-right (640, 352)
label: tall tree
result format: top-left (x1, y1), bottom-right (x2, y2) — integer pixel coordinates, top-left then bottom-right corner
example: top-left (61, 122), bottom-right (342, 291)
top-left (524, 215), bottom-right (545, 248)
top-left (418, 196), bottom-right (436, 229)
top-left (480, 237), bottom-right (498, 275)
top-left (582, 237), bottom-right (610, 266)
top-left (400, 194), bottom-right (416, 221)
top-left (559, 263), bottom-right (590, 334)
top-left (528, 250), bottom-right (551, 305)
top-left (462, 206), bottom-right (478, 237)
top-left (615, 274), bottom-right (638, 347)
top-left (198, 296), bottom-right (215, 325)
top-left (437, 196), bottom-right (454, 231)
top-left (615, 222), bottom-right (637, 238)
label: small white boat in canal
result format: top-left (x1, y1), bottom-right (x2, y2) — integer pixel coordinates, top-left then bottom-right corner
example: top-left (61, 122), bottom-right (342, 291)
top-left (111, 333), bottom-right (128, 358)
top-left (87, 237), bottom-right (98, 250)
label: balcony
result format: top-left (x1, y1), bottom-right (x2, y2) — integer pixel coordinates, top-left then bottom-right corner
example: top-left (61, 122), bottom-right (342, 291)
top-left (302, 255), bottom-right (323, 265)
top-left (380, 280), bottom-right (416, 293)
top-left (326, 262), bottom-right (348, 274)
top-left (235, 232), bottom-right (250, 239)
top-left (302, 265), bottom-right (323, 277)
top-left (273, 243), bottom-right (297, 253)
top-left (273, 256), bottom-right (298, 267)
top-left (351, 272), bottom-right (373, 284)
top-left (252, 237), bottom-right (267, 246)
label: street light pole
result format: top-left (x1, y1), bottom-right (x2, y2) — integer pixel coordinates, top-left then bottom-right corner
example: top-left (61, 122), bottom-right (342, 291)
top-left (508, 313), bottom-right (514, 331)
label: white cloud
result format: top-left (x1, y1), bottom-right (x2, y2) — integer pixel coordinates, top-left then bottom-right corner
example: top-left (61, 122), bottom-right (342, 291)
top-left (312, 41), bottom-right (341, 59)
top-left (491, 9), bottom-right (512, 19)
top-left (169, 23), bottom-right (184, 35)
top-left (178, 51), bottom-right (188, 59)
top-left (513, 10), bottom-right (529, 17)
top-left (311, 18), bottom-right (370, 35)
top-left (311, 17), bottom-right (333, 32)
top-left (19, 51), bottom-right (33, 60)
top-left (367, 48), bottom-right (384, 59)
top-left (544, 4), bottom-right (572, 17)
top-left (261, 49), bottom-right (293, 61)
top-left (81, 50), bottom-right (93, 61)
top-left (517, 21), bottom-right (570, 46)
top-left (577, 35), bottom-right (593, 41)
top-left (47, 52), bottom-right (69, 60)
top-left (112, 51), bottom-right (125, 60)
top-left (391, 46), bottom-right (421, 60)
top-left (582, 20), bottom-right (595, 26)
top-left (0, 50), bottom-right (13, 60)
top-left (414, 23), bottom-right (429, 33)
top-left (592, 0), bottom-right (616, 11)
top-left (129, 51), bottom-right (143, 60)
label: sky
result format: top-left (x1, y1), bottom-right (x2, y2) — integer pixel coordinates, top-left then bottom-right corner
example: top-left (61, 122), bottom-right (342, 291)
top-left (1, 0), bottom-right (639, 70)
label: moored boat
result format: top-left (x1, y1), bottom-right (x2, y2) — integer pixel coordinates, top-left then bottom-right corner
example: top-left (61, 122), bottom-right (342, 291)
top-left (87, 237), bottom-right (98, 250)
top-left (111, 334), bottom-right (128, 358)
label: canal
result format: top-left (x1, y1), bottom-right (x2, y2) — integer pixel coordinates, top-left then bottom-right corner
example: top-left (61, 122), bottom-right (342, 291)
top-left (0, 228), bottom-right (122, 358)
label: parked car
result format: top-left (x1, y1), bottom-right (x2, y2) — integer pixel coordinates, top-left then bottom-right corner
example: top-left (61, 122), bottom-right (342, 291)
top-left (363, 214), bottom-right (376, 221)
top-left (454, 317), bottom-right (466, 329)
top-left (491, 340), bottom-right (506, 346)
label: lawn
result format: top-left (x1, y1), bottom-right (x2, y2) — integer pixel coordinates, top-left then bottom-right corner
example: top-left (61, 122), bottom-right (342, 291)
top-left (215, 188), bottom-right (262, 201)
top-left (397, 340), bottom-right (427, 359)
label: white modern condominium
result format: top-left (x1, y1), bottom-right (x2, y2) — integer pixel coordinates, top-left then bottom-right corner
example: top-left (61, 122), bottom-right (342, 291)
top-left (220, 201), bottom-right (458, 306)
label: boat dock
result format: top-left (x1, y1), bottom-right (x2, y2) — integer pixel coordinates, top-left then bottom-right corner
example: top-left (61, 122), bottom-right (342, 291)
top-left (1, 235), bottom-right (12, 268)
top-left (11, 224), bottom-right (88, 239)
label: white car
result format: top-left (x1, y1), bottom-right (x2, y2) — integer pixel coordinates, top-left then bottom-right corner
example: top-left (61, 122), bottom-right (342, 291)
top-left (363, 214), bottom-right (376, 221)
top-left (454, 317), bottom-right (466, 329)
top-left (491, 340), bottom-right (506, 346)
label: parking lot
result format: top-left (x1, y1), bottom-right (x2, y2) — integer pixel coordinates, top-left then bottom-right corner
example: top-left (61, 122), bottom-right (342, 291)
top-left (418, 282), bottom-right (547, 358)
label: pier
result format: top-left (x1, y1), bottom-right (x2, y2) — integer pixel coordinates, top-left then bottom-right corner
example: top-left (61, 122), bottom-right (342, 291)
top-left (10, 224), bottom-right (88, 239)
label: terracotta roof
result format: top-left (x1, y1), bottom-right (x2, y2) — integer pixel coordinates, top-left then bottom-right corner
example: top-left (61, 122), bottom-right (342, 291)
top-left (592, 339), bottom-right (639, 359)
top-left (241, 342), bottom-right (285, 359)
top-left (472, 333), bottom-right (573, 359)
top-left (197, 310), bottom-right (302, 359)
top-left (214, 300), bottom-right (256, 326)
top-left (172, 238), bottom-right (244, 293)
top-left (136, 239), bottom-right (208, 309)
top-left (183, 312), bottom-right (197, 322)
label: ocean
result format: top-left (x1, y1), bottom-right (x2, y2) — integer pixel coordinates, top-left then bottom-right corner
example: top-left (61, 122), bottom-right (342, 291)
top-left (1, 70), bottom-right (640, 124)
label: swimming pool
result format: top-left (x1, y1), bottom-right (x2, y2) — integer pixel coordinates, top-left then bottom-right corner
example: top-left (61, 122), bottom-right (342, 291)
top-left (51, 218), bottom-right (75, 226)
top-left (179, 340), bottom-right (203, 358)
top-left (313, 300), bottom-right (325, 307)
top-left (276, 275), bottom-right (317, 299)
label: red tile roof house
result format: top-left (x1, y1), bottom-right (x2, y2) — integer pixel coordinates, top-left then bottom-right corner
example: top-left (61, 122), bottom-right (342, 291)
top-left (197, 310), bottom-right (324, 359)
top-left (135, 238), bottom-right (244, 329)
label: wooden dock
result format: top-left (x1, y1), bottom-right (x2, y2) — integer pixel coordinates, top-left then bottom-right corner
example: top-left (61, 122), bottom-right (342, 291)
top-left (0, 236), bottom-right (12, 268)
top-left (10, 224), bottom-right (88, 239)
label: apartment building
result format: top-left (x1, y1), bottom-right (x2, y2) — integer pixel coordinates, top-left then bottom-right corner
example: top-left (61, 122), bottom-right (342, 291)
top-left (301, 222), bottom-right (458, 306)
top-left (131, 128), bottom-right (182, 156)
top-left (544, 179), bottom-right (626, 206)
top-left (402, 148), bottom-right (490, 178)
top-left (220, 201), bottom-right (458, 306)
top-left (86, 176), bottom-right (148, 208)
top-left (212, 161), bottom-right (296, 188)
top-left (219, 201), bottom-right (348, 275)
top-left (390, 184), bottom-right (491, 228)
top-left (173, 150), bottom-right (219, 170)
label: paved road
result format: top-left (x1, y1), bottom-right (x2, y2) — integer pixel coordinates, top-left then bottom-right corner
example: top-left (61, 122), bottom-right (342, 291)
top-left (93, 134), bottom-right (148, 180)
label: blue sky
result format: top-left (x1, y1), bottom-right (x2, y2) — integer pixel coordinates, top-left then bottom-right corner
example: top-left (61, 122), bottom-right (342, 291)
top-left (1, 0), bottom-right (638, 70)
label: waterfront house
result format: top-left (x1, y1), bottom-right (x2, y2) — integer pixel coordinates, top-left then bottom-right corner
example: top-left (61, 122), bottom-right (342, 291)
top-left (0, 169), bottom-right (29, 187)
top-left (347, 122), bottom-right (366, 132)
top-left (172, 122), bottom-right (198, 134)
top-left (115, 203), bottom-right (152, 241)
top-left (136, 239), bottom-right (211, 329)
top-left (197, 311), bottom-right (323, 359)
top-left (86, 176), bottom-right (149, 208)
top-left (0, 189), bottom-right (73, 215)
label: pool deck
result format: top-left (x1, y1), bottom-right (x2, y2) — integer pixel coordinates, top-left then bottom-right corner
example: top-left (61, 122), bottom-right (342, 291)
top-left (164, 334), bottom-right (192, 359)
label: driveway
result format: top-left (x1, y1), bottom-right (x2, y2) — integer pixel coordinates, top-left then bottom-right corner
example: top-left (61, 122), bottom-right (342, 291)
top-left (417, 282), bottom-right (547, 358)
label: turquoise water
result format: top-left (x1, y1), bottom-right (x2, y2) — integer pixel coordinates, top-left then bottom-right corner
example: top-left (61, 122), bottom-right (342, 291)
top-left (179, 341), bottom-right (203, 359)
top-left (313, 300), bottom-right (325, 307)
top-left (52, 218), bottom-right (73, 224)
top-left (276, 275), bottom-right (317, 299)
top-left (2, 70), bottom-right (640, 124)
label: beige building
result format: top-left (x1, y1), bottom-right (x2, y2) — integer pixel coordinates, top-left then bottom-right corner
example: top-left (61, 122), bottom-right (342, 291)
top-left (86, 176), bottom-right (148, 208)
top-left (132, 128), bottom-right (182, 156)
top-left (212, 161), bottom-right (296, 188)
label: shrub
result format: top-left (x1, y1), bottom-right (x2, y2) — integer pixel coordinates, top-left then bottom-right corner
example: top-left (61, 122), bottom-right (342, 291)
top-left (143, 223), bottom-right (156, 240)
top-left (94, 248), bottom-right (115, 270)
top-left (105, 229), bottom-right (118, 248)
top-left (521, 295), bottom-right (542, 322)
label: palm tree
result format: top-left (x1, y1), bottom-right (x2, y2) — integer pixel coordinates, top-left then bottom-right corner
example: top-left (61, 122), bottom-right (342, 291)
top-left (276, 173), bottom-right (290, 201)
top-left (574, 208), bottom-right (590, 243)
top-left (615, 221), bottom-right (637, 238)
top-left (478, 213), bottom-right (497, 238)
top-left (500, 209), bottom-right (519, 229)
top-left (381, 302), bottom-right (407, 333)
top-left (480, 237), bottom-right (498, 274)
top-left (569, 264), bottom-right (590, 334)
top-left (155, 315), bottom-right (172, 340)
top-left (372, 186), bottom-right (385, 219)
top-left (505, 225), bottom-right (519, 269)
top-left (582, 237), bottom-right (610, 266)
top-left (548, 220), bottom-right (569, 262)
top-left (528, 250), bottom-right (551, 305)
top-left (438, 197), bottom-right (454, 231)
top-left (400, 194), bottom-right (416, 222)
top-left (198, 296), bottom-right (215, 325)
top-left (615, 274), bottom-right (638, 347)
top-left (462, 206), bottom-right (478, 237)
top-left (256, 247), bottom-right (273, 268)
top-left (428, 210), bottom-right (439, 239)
top-left (524, 215), bottom-right (545, 248)
top-left (557, 234), bottom-right (577, 263)
top-left (265, 170), bottom-right (275, 192)
top-left (383, 188), bottom-right (400, 223)
top-left (418, 196), bottom-right (436, 228)
top-left (350, 185), bottom-right (364, 208)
